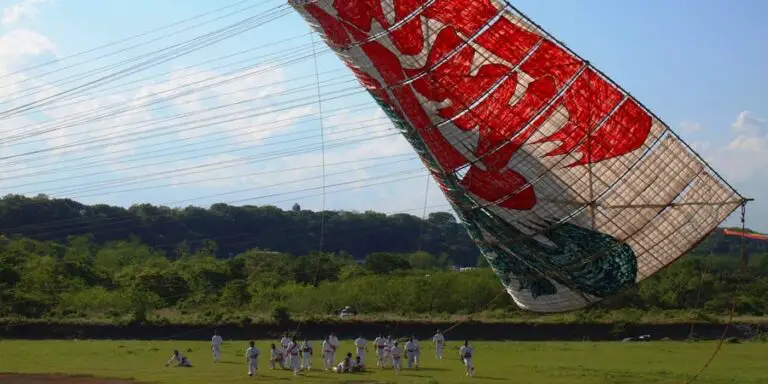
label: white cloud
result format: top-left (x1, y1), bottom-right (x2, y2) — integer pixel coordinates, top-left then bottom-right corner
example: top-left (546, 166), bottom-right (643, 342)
top-left (687, 111), bottom-right (768, 230)
top-left (0, 4), bottom-right (324, 202)
top-left (2, 0), bottom-right (50, 26)
top-left (0, 0), bottom-right (760, 235)
top-left (730, 110), bottom-right (766, 136)
top-left (0, 28), bottom-right (53, 58)
top-left (708, 111), bottom-right (768, 183)
top-left (0, 1), bottom-right (446, 218)
top-left (679, 120), bottom-right (702, 133)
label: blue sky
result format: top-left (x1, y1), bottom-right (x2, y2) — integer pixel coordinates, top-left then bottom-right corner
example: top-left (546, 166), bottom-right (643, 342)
top-left (0, 0), bottom-right (765, 232)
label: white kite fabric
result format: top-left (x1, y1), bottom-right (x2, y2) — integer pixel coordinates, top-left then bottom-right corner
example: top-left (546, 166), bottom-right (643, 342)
top-left (289, 0), bottom-right (746, 312)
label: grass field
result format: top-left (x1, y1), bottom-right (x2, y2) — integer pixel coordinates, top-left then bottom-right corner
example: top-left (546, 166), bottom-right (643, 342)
top-left (0, 339), bottom-right (766, 383)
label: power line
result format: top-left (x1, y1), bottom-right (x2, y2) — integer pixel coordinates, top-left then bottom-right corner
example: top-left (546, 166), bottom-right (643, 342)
top-left (0, 5), bottom-right (293, 126)
top-left (1, 81), bottom-right (366, 162)
top-left (1, 104), bottom-right (386, 181)
top-left (37, 128), bottom-right (401, 197)
top-left (3, 35), bottom-right (328, 132)
top-left (0, 167), bottom-right (432, 242)
top-left (1, 39), bottom-right (333, 144)
top-left (0, 0), bottom-right (265, 82)
top-left (0, 1), bottom-right (284, 100)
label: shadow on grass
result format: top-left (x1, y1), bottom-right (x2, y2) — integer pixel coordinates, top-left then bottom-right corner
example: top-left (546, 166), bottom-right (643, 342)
top-left (406, 367), bottom-right (451, 372)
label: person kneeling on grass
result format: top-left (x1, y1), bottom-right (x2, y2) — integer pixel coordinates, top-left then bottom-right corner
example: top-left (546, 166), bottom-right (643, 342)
top-left (351, 356), bottom-right (365, 372)
top-left (165, 350), bottom-right (192, 367)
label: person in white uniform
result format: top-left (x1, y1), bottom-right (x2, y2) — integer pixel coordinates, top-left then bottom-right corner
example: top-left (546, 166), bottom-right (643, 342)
top-left (459, 340), bottom-right (475, 377)
top-left (373, 334), bottom-right (387, 368)
top-left (383, 335), bottom-right (395, 368)
top-left (245, 341), bottom-right (259, 376)
top-left (285, 338), bottom-right (300, 375)
top-left (165, 350), bottom-right (192, 367)
top-left (300, 338), bottom-right (313, 371)
top-left (269, 343), bottom-right (285, 370)
top-left (404, 337), bottom-right (418, 369)
top-left (279, 333), bottom-right (292, 367)
top-left (432, 329), bottom-right (445, 359)
top-left (211, 329), bottom-right (223, 362)
top-left (328, 332), bottom-right (340, 364)
top-left (352, 356), bottom-right (365, 372)
top-left (411, 335), bottom-right (421, 368)
top-left (321, 337), bottom-right (334, 371)
top-left (334, 352), bottom-right (353, 373)
top-left (390, 341), bottom-right (403, 375)
top-left (353, 333), bottom-right (368, 364)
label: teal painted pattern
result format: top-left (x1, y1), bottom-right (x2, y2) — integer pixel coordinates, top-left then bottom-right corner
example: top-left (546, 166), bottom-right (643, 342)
top-left (370, 93), bottom-right (638, 304)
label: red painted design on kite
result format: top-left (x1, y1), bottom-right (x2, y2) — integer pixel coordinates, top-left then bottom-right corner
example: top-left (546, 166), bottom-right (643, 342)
top-left (303, 0), bottom-right (653, 210)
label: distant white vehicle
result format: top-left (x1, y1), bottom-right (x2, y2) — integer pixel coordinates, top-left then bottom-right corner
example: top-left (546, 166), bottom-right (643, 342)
top-left (338, 306), bottom-right (357, 318)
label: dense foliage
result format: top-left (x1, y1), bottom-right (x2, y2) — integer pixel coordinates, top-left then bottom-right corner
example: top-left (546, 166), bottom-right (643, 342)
top-left (1, 194), bottom-right (766, 323)
top-left (0, 194), bottom-right (479, 265)
top-left (1, 233), bottom-right (767, 323)
top-left (1, 194), bottom-right (765, 268)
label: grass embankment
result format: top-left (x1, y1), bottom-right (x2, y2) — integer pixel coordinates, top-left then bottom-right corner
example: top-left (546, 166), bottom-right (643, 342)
top-left (3, 308), bottom-right (767, 327)
top-left (0, 339), bottom-right (766, 383)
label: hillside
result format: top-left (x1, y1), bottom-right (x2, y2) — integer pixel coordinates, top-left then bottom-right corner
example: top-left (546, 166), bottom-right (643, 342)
top-left (1, 193), bottom-right (767, 322)
top-left (0, 194), bottom-right (764, 267)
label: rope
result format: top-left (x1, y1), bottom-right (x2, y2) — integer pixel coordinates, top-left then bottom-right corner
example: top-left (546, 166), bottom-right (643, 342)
top-left (288, 29), bottom-right (328, 340)
top-left (683, 200), bottom-right (750, 384)
top-left (417, 15), bottom-right (434, 254)
top-left (310, 32), bottom-right (327, 256)
top-left (417, 173), bottom-right (431, 252)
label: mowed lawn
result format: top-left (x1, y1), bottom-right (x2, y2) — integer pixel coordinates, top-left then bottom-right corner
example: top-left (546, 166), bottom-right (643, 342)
top-left (0, 339), bottom-right (765, 383)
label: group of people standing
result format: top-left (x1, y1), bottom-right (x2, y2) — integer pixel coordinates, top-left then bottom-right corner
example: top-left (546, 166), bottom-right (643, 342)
top-left (179, 328), bottom-right (475, 377)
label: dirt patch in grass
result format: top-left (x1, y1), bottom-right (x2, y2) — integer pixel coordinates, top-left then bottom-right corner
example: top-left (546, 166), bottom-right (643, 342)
top-left (0, 374), bottom-right (139, 383)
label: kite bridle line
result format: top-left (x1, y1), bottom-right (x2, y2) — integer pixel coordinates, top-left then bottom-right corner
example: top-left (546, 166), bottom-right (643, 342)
top-left (288, 28), bottom-right (329, 342)
top-left (295, 1), bottom-right (733, 309)
top-left (417, 15), bottom-right (437, 254)
top-left (296, 5), bottom-right (757, 375)
top-left (684, 198), bottom-right (753, 384)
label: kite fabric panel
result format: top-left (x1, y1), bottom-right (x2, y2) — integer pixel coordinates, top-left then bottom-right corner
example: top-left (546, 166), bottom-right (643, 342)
top-left (289, 0), bottom-right (745, 312)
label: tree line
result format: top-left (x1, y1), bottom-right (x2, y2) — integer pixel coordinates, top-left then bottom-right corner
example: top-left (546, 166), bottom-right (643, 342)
top-left (1, 233), bottom-right (767, 324)
top-left (1, 194), bottom-right (766, 269)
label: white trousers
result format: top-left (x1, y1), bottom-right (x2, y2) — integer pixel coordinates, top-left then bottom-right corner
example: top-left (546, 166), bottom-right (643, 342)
top-left (270, 358), bottom-right (284, 370)
top-left (323, 352), bottom-right (333, 370)
top-left (406, 352), bottom-right (415, 368)
top-left (392, 357), bottom-right (402, 373)
top-left (436, 344), bottom-right (444, 359)
top-left (301, 353), bottom-right (312, 370)
top-left (463, 358), bottom-right (474, 376)
top-left (212, 346), bottom-right (221, 361)
top-left (247, 358), bottom-right (258, 375)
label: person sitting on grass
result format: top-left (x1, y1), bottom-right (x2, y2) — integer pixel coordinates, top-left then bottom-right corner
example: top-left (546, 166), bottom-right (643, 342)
top-left (351, 356), bottom-right (365, 372)
top-left (334, 352), bottom-right (353, 373)
top-left (165, 350), bottom-right (192, 367)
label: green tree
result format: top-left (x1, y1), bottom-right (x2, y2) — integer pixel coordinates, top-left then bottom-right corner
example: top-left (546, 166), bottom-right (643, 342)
top-left (364, 252), bottom-right (411, 274)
